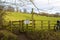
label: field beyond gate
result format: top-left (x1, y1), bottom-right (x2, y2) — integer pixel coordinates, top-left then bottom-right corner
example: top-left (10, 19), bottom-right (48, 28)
top-left (6, 20), bottom-right (57, 32)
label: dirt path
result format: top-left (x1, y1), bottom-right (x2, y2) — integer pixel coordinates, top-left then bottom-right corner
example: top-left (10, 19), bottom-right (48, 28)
top-left (17, 33), bottom-right (29, 40)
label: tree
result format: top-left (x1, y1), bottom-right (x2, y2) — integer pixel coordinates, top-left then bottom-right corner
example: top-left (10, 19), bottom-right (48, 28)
top-left (55, 13), bottom-right (60, 17)
top-left (0, 5), bottom-right (6, 27)
top-left (24, 8), bottom-right (27, 13)
top-left (6, 6), bottom-right (14, 12)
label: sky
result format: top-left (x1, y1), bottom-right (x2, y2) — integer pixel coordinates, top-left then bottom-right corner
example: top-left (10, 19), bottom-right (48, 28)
top-left (1, 0), bottom-right (60, 14)
top-left (33, 0), bottom-right (60, 13)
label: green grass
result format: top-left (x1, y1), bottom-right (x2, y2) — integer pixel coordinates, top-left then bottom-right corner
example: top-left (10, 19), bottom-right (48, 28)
top-left (3, 12), bottom-right (60, 31)
top-left (4, 12), bottom-right (60, 21)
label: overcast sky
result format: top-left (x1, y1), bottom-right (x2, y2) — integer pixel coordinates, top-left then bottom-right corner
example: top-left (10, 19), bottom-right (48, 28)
top-left (33, 0), bottom-right (60, 13)
top-left (1, 0), bottom-right (60, 13)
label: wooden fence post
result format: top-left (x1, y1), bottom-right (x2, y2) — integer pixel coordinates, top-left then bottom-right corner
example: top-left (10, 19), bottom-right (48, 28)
top-left (41, 20), bottom-right (43, 30)
top-left (21, 20), bottom-right (24, 32)
top-left (48, 20), bottom-right (50, 30)
top-left (9, 21), bottom-right (11, 26)
top-left (26, 24), bottom-right (28, 31)
top-left (19, 20), bottom-right (22, 31)
top-left (33, 20), bottom-right (35, 31)
top-left (9, 21), bottom-right (12, 31)
top-left (19, 21), bottom-right (21, 26)
top-left (32, 20), bottom-right (35, 31)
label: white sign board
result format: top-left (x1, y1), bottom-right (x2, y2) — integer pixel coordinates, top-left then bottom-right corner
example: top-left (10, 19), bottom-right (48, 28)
top-left (24, 20), bottom-right (30, 24)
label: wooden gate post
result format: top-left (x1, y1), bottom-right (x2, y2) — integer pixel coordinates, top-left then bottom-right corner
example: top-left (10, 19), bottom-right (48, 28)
top-left (41, 20), bottom-right (43, 30)
top-left (48, 20), bottom-right (50, 30)
top-left (26, 24), bottom-right (28, 31)
top-left (33, 20), bottom-right (35, 31)
top-left (9, 21), bottom-right (12, 31)
top-left (19, 20), bottom-right (22, 31)
top-left (21, 20), bottom-right (24, 32)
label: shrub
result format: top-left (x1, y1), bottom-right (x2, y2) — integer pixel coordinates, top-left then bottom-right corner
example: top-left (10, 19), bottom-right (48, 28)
top-left (0, 30), bottom-right (18, 40)
top-left (25, 31), bottom-right (60, 40)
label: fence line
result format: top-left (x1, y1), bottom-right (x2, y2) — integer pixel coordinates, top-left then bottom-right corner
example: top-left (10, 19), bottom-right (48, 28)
top-left (7, 20), bottom-right (57, 32)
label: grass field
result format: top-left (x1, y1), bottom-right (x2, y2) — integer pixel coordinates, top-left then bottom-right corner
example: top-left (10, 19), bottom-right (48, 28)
top-left (4, 12), bottom-right (60, 21)
top-left (3, 12), bottom-right (60, 31)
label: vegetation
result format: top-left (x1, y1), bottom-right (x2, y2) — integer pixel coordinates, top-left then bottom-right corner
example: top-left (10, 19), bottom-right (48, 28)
top-left (2, 12), bottom-right (60, 31)
top-left (25, 30), bottom-right (60, 40)
top-left (0, 8), bottom-right (60, 40)
top-left (4, 12), bottom-right (60, 21)
top-left (0, 0), bottom-right (60, 40)
top-left (0, 30), bottom-right (17, 40)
